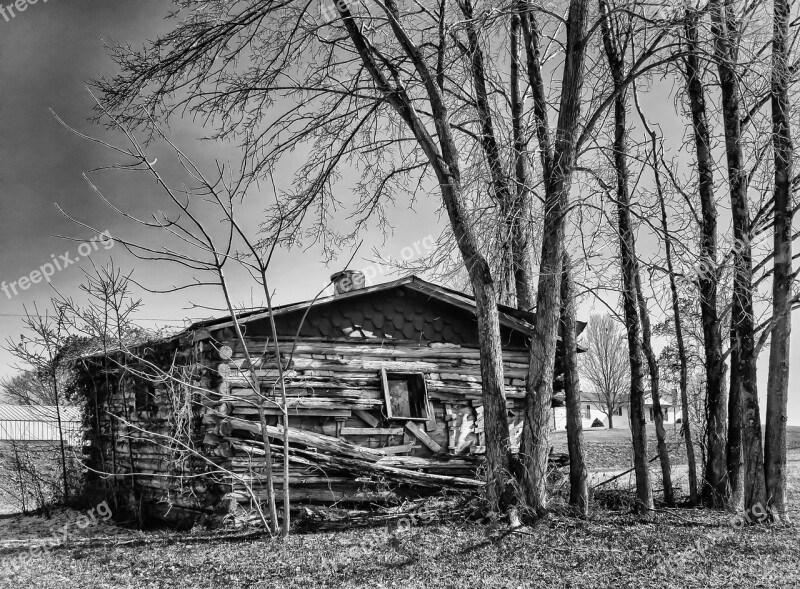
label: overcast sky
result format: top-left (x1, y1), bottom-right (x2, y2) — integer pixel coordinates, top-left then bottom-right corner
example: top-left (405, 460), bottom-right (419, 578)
top-left (0, 1), bottom-right (445, 366)
top-left (1, 0), bottom-right (798, 425)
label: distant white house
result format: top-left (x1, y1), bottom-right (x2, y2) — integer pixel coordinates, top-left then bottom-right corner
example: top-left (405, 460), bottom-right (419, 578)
top-left (0, 405), bottom-right (82, 445)
top-left (552, 390), bottom-right (681, 431)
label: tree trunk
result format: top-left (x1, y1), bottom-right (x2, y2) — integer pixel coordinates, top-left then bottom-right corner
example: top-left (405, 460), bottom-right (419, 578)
top-left (634, 271), bottom-right (674, 506)
top-left (709, 0), bottom-right (764, 511)
top-left (341, 11), bottom-right (513, 513)
top-left (437, 183), bottom-right (513, 513)
top-left (683, 5), bottom-right (728, 508)
top-left (561, 252), bottom-right (588, 515)
top-left (641, 85), bottom-right (699, 505)
top-left (462, 0), bottom-right (536, 313)
top-left (51, 370), bottom-right (70, 504)
top-left (656, 150), bottom-right (699, 506)
top-left (727, 334), bottom-right (743, 509)
top-left (764, 0), bottom-right (793, 521)
top-left (510, 9), bottom-right (535, 312)
top-left (600, 0), bottom-right (652, 515)
top-left (519, 0), bottom-right (588, 517)
top-left (473, 275), bottom-right (515, 510)
top-left (608, 410), bottom-right (614, 429)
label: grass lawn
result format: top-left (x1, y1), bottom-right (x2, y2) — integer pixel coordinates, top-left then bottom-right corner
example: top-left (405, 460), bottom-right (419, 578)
top-left (1, 510), bottom-right (797, 588)
top-left (2, 428), bottom-right (799, 588)
top-left (552, 424), bottom-right (800, 449)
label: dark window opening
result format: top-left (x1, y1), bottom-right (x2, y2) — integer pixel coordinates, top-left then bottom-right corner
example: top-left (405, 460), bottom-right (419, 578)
top-left (616, 406), bottom-right (623, 416)
top-left (585, 405), bottom-right (591, 419)
top-left (381, 369), bottom-right (429, 421)
top-left (135, 382), bottom-right (158, 413)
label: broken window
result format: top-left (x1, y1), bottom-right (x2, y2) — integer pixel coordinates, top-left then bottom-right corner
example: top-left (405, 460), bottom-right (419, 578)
top-left (380, 369), bottom-right (429, 421)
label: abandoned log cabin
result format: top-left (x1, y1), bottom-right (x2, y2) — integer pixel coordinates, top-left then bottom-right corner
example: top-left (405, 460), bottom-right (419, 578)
top-left (76, 273), bottom-right (584, 526)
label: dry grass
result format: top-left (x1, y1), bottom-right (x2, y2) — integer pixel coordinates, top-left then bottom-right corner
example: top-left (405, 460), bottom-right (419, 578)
top-left (1, 430), bottom-right (799, 588)
top-left (1, 508), bottom-right (798, 588)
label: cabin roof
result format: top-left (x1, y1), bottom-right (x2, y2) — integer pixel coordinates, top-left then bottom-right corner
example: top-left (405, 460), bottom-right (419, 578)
top-left (188, 274), bottom-right (583, 338)
top-left (81, 274), bottom-right (585, 357)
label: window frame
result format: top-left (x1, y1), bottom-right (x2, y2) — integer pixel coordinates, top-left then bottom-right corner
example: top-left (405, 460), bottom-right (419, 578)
top-left (380, 368), bottom-right (430, 421)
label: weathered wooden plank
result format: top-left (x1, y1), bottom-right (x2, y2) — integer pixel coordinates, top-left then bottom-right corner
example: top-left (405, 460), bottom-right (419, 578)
top-left (234, 340), bottom-right (530, 362)
top-left (404, 421), bottom-right (442, 453)
top-left (379, 444), bottom-right (418, 455)
top-left (218, 417), bottom-right (386, 461)
top-left (229, 355), bottom-right (529, 379)
top-left (232, 439), bottom-right (480, 489)
top-left (228, 386), bottom-right (383, 399)
top-left (425, 400), bottom-right (438, 432)
top-left (340, 427), bottom-right (403, 436)
top-left (222, 397), bottom-right (382, 409)
top-left (353, 409), bottom-right (380, 427)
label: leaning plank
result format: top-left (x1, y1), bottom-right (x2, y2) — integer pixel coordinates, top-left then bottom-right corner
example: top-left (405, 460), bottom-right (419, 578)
top-left (353, 409), bottom-right (380, 428)
top-left (404, 421), bottom-right (443, 453)
top-left (218, 416), bottom-right (386, 461)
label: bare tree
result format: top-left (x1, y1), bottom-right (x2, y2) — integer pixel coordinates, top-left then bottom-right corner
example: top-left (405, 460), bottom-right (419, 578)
top-left (517, 0), bottom-right (591, 517)
top-left (678, 2), bottom-right (726, 508)
top-left (646, 132), bottom-right (699, 505)
top-left (561, 252), bottom-right (588, 514)
top-left (708, 0), bottom-right (766, 512)
top-left (764, 0), bottom-right (794, 521)
top-left (1, 371), bottom-right (60, 406)
top-left (5, 304), bottom-right (73, 504)
top-left (581, 315), bottom-right (629, 429)
top-left (598, 0), bottom-right (652, 513)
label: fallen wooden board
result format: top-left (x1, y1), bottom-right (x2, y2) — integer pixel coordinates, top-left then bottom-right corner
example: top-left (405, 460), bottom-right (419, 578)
top-left (231, 439), bottom-right (481, 489)
top-left (218, 417), bottom-right (386, 461)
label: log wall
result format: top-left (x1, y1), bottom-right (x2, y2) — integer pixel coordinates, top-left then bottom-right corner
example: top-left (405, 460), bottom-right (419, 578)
top-left (80, 334), bottom-right (548, 528)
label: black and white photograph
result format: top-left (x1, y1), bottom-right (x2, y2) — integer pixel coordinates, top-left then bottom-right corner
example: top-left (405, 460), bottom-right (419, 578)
top-left (0, 0), bottom-right (799, 586)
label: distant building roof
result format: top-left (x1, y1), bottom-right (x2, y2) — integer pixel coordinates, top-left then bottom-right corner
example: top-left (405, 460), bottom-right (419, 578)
top-left (0, 404), bottom-right (81, 422)
top-left (0, 405), bottom-right (81, 443)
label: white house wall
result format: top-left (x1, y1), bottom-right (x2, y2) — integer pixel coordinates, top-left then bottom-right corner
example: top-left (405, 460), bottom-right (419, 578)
top-left (550, 402), bottom-right (679, 431)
